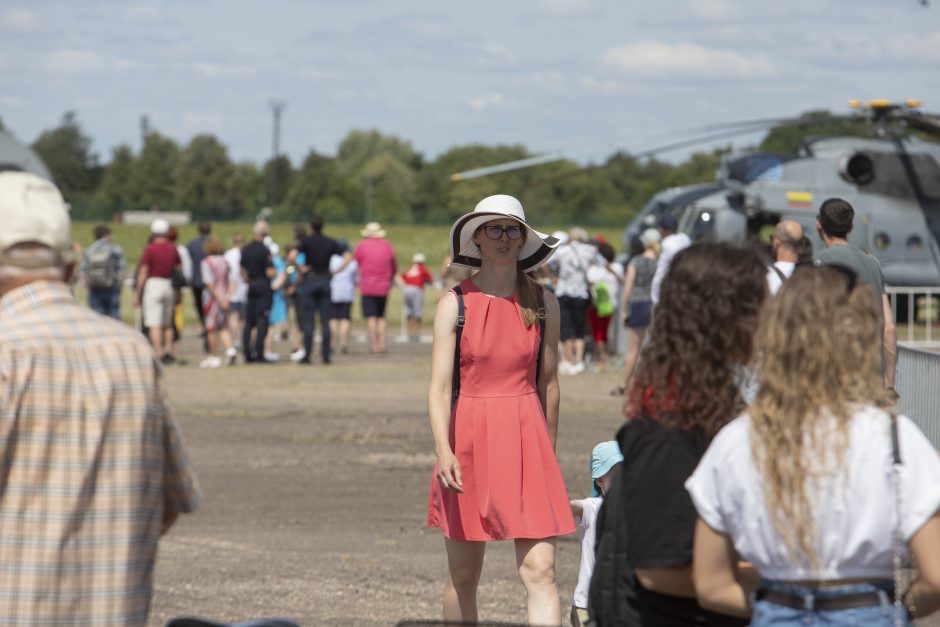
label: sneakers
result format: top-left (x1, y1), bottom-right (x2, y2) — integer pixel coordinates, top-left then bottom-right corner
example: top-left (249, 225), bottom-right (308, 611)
top-left (263, 351), bottom-right (280, 362)
top-left (199, 356), bottom-right (222, 369)
top-left (558, 361), bottom-right (585, 375)
top-left (570, 361), bottom-right (586, 375)
top-left (290, 348), bottom-right (307, 363)
top-left (225, 347), bottom-right (238, 366)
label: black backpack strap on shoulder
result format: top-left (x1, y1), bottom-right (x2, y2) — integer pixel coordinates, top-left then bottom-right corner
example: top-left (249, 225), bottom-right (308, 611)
top-left (536, 286), bottom-right (547, 387)
top-left (771, 264), bottom-right (787, 283)
top-left (891, 413), bottom-right (901, 465)
top-left (451, 286), bottom-right (465, 410)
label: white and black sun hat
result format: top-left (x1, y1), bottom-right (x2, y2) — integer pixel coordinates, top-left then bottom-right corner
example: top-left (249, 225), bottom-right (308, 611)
top-left (449, 194), bottom-right (561, 274)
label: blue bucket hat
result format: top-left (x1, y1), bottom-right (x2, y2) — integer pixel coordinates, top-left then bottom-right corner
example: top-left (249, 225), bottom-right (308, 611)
top-left (591, 441), bottom-right (624, 497)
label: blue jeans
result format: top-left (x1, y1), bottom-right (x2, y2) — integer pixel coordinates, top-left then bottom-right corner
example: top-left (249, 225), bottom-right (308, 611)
top-left (752, 580), bottom-right (910, 626)
top-left (88, 287), bottom-right (121, 319)
top-left (297, 276), bottom-right (332, 362)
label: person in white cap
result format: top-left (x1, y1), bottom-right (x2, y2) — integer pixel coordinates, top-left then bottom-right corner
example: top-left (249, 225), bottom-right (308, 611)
top-left (397, 251), bottom-right (434, 341)
top-left (427, 194), bottom-right (574, 626)
top-left (0, 172), bottom-right (201, 625)
top-left (134, 217), bottom-right (182, 363)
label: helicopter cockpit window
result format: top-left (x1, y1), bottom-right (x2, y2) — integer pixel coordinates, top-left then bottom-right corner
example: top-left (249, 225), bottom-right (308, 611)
top-left (688, 210), bottom-right (715, 241)
top-left (874, 232), bottom-right (891, 250)
top-left (907, 235), bottom-right (924, 251)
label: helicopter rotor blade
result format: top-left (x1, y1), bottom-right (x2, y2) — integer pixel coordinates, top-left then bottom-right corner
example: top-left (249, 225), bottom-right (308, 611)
top-left (449, 152), bottom-right (569, 181)
top-left (902, 111), bottom-right (940, 140)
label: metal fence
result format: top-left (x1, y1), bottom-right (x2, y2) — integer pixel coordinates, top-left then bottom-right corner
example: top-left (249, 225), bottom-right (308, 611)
top-left (887, 286), bottom-right (940, 348)
top-left (896, 345), bottom-right (940, 448)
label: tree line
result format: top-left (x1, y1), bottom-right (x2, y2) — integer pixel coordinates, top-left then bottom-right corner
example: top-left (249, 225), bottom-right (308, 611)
top-left (14, 109), bottom-right (878, 226)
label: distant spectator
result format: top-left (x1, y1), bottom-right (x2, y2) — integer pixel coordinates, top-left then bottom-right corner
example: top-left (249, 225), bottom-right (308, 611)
top-left (198, 235), bottom-right (236, 368)
top-left (551, 226), bottom-right (605, 374)
top-left (615, 228), bottom-right (660, 396)
top-left (81, 224), bottom-right (126, 319)
top-left (650, 213), bottom-right (691, 305)
top-left (355, 222), bottom-right (397, 355)
top-left (295, 214), bottom-right (350, 364)
top-left (329, 239), bottom-right (358, 356)
top-left (167, 226), bottom-right (192, 356)
top-left (264, 241), bottom-right (288, 362)
top-left (134, 219), bottom-right (181, 363)
top-left (186, 222), bottom-right (212, 351)
top-left (240, 221), bottom-right (275, 363)
top-left (585, 243), bottom-right (622, 371)
top-left (224, 234), bottom-right (247, 357)
top-left (398, 252), bottom-right (434, 341)
top-left (766, 219), bottom-right (802, 296)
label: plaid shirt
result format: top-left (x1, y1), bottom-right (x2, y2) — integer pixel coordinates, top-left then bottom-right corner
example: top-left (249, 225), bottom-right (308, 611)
top-left (0, 281), bottom-right (201, 626)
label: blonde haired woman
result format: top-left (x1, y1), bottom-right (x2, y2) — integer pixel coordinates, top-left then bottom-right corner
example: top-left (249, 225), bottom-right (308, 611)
top-left (612, 228), bottom-right (660, 396)
top-left (687, 266), bottom-right (940, 625)
top-left (427, 195), bottom-right (575, 625)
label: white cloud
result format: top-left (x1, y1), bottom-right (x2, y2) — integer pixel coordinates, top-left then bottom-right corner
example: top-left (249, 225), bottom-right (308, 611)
top-left (40, 49), bottom-right (107, 75)
top-left (534, 0), bottom-right (599, 18)
top-left (885, 32), bottom-right (940, 63)
top-left (602, 41), bottom-right (774, 79)
top-left (0, 8), bottom-right (39, 33)
top-left (191, 62), bottom-right (256, 79)
top-left (468, 93), bottom-right (505, 111)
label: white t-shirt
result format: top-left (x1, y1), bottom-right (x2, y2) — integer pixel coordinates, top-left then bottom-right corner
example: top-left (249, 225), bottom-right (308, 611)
top-left (223, 247), bottom-right (247, 303)
top-left (329, 254), bottom-right (359, 304)
top-left (685, 406), bottom-right (940, 581)
top-left (552, 242), bottom-right (606, 299)
top-left (766, 260), bottom-right (796, 296)
top-left (651, 232), bottom-right (692, 304)
top-left (176, 244), bottom-right (193, 284)
top-left (572, 496), bottom-right (603, 608)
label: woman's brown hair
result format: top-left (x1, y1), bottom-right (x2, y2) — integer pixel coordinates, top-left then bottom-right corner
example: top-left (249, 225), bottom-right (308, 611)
top-left (203, 236), bottom-right (224, 256)
top-left (625, 242), bottom-right (766, 436)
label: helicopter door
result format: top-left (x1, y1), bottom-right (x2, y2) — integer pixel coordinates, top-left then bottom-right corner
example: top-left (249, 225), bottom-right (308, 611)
top-left (683, 207), bottom-right (747, 244)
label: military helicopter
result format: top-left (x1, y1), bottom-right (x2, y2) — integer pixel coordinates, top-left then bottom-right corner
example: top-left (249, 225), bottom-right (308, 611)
top-left (451, 100), bottom-right (940, 286)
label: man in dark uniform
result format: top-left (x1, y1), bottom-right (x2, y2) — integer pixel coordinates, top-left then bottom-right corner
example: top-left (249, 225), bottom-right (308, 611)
top-left (240, 221), bottom-right (275, 363)
top-left (294, 214), bottom-right (351, 364)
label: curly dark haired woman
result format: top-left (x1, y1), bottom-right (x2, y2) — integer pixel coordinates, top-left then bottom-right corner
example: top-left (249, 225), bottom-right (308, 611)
top-left (611, 241), bottom-right (767, 626)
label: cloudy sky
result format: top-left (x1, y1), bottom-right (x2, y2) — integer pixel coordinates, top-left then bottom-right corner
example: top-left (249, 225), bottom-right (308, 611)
top-left (1, 0), bottom-right (938, 168)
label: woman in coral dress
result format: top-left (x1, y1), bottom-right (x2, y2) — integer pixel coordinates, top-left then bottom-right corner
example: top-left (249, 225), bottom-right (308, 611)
top-left (427, 194), bottom-right (575, 625)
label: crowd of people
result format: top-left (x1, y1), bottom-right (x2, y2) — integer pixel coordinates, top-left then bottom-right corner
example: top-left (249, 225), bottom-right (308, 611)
top-left (4, 167), bottom-right (939, 626)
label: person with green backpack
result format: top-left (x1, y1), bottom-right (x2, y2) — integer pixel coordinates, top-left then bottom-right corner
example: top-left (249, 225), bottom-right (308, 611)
top-left (587, 241), bottom-right (623, 371)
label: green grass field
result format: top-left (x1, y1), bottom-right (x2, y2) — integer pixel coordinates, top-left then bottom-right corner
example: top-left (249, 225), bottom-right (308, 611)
top-left (71, 221), bottom-right (626, 330)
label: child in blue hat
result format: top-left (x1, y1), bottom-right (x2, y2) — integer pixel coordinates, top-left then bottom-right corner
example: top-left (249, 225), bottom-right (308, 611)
top-left (569, 440), bottom-right (623, 627)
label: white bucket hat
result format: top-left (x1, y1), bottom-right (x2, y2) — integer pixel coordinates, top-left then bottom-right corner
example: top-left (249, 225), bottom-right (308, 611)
top-left (360, 222), bottom-right (386, 238)
top-left (449, 194), bottom-right (560, 274)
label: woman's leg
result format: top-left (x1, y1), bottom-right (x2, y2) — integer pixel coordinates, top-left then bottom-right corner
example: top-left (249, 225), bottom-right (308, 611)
top-left (516, 537), bottom-right (561, 626)
top-left (443, 538), bottom-right (485, 622)
top-left (338, 318), bottom-right (351, 351)
top-left (623, 327), bottom-right (646, 390)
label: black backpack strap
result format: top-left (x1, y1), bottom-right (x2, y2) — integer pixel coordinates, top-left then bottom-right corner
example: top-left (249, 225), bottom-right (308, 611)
top-left (451, 286), bottom-right (465, 410)
top-left (771, 264), bottom-right (787, 283)
top-left (891, 413), bottom-right (901, 465)
top-left (536, 286), bottom-right (546, 386)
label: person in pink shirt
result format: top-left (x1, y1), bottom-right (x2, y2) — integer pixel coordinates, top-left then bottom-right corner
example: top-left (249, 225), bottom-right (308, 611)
top-left (354, 222), bottom-right (397, 354)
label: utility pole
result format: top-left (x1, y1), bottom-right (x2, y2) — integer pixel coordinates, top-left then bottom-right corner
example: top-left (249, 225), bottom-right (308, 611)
top-left (269, 99), bottom-right (286, 205)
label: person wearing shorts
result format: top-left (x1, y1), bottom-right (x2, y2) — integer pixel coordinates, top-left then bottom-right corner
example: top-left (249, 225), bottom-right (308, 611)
top-left (398, 252), bottom-right (433, 341)
top-left (329, 241), bottom-right (358, 355)
top-left (354, 222), bottom-right (397, 355)
top-left (134, 219), bottom-right (181, 364)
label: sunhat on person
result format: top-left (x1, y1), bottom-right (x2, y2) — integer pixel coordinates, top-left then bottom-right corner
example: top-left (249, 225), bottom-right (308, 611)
top-left (449, 194), bottom-right (561, 274)
top-left (590, 440), bottom-right (624, 497)
top-left (413, 252), bottom-right (426, 264)
top-left (360, 222), bottom-right (386, 238)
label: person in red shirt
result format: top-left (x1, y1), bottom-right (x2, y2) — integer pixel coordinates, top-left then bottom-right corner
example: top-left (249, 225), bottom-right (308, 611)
top-left (134, 219), bottom-right (182, 363)
top-left (397, 252), bottom-right (434, 341)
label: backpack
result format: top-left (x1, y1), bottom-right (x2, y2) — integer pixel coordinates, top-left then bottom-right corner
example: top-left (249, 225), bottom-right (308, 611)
top-left (86, 245), bottom-right (119, 290)
top-left (593, 280), bottom-right (614, 317)
top-left (588, 464), bottom-right (641, 626)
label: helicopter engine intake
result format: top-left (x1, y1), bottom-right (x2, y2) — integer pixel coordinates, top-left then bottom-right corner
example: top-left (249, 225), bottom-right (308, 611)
top-left (840, 152), bottom-right (875, 185)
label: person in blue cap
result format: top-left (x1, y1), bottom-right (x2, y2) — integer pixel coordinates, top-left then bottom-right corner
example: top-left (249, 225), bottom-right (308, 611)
top-left (569, 441), bottom-right (624, 627)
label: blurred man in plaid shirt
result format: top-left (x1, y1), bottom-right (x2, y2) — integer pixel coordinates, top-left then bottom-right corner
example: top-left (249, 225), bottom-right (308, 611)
top-left (0, 172), bottom-right (202, 625)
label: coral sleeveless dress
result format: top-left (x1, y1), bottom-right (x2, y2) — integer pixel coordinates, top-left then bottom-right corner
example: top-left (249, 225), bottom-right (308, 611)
top-left (427, 280), bottom-right (576, 541)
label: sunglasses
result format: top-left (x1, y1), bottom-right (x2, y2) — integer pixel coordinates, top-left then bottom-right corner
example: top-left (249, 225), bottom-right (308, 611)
top-left (482, 225), bottom-right (524, 240)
